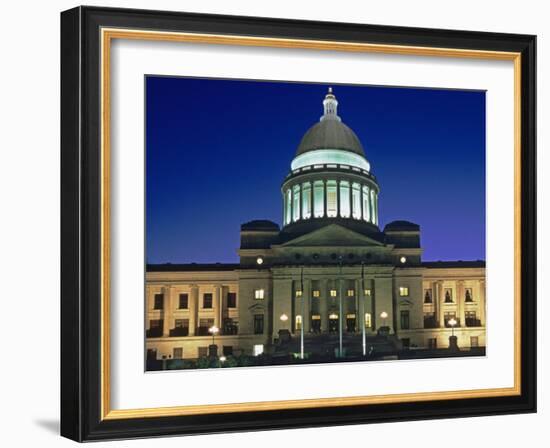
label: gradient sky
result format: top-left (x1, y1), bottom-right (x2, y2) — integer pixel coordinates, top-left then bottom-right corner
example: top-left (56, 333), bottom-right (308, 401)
top-left (146, 76), bottom-right (485, 264)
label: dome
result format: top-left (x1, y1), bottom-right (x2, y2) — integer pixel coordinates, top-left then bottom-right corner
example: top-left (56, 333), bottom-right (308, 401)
top-left (295, 87), bottom-right (365, 157)
top-left (296, 119), bottom-right (365, 157)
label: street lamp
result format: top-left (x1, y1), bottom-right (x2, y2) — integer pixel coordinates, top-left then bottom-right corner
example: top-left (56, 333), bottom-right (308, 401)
top-left (448, 318), bottom-right (457, 337)
top-left (208, 325), bottom-right (219, 346)
top-left (219, 356), bottom-right (226, 362)
top-left (380, 311), bottom-right (388, 327)
top-left (280, 313), bottom-right (288, 322)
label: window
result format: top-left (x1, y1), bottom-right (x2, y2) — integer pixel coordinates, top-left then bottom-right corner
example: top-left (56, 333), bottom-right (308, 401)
top-left (444, 288), bottom-right (453, 303)
top-left (146, 349), bottom-right (157, 361)
top-left (399, 287), bottom-right (409, 297)
top-left (302, 182), bottom-right (312, 219)
top-left (362, 185), bottom-right (370, 222)
top-left (364, 289), bottom-right (371, 296)
top-left (153, 293), bottom-right (164, 310)
top-left (311, 315), bottom-right (321, 333)
top-left (339, 181), bottom-right (350, 217)
top-left (254, 314), bottom-right (264, 334)
top-left (295, 290), bottom-right (303, 298)
top-left (295, 315), bottom-right (302, 331)
top-left (203, 293), bottom-right (213, 308)
top-left (285, 189), bottom-right (292, 224)
top-left (312, 289), bottom-right (320, 297)
top-left (352, 183), bottom-right (361, 219)
top-left (254, 289), bottom-right (265, 300)
top-left (147, 319), bottom-right (163, 337)
top-left (197, 318), bottom-right (214, 336)
top-left (400, 310), bottom-right (410, 329)
top-left (346, 314), bottom-right (356, 332)
top-left (292, 185), bottom-right (300, 222)
top-left (173, 347), bottom-right (183, 359)
top-left (347, 289), bottom-right (355, 297)
top-left (427, 338), bottom-right (437, 349)
top-left (365, 312), bottom-right (372, 328)
top-left (170, 319), bottom-right (189, 336)
top-left (326, 180), bottom-right (338, 217)
top-left (470, 336), bottom-right (479, 348)
top-left (253, 344), bottom-right (264, 356)
top-left (330, 289), bottom-right (337, 297)
top-left (223, 318), bottom-right (238, 335)
top-left (178, 293), bottom-right (188, 309)
top-left (198, 347), bottom-right (208, 358)
top-left (223, 345), bottom-right (233, 356)
top-left (465, 288), bottom-right (474, 302)
top-left (444, 312), bottom-right (457, 327)
top-left (313, 180), bottom-right (324, 217)
top-left (424, 289), bottom-right (433, 303)
top-left (465, 311), bottom-right (481, 327)
top-left (227, 292), bottom-right (237, 308)
top-left (424, 312), bottom-right (437, 328)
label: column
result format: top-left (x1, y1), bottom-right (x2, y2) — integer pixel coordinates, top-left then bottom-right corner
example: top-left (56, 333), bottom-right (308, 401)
top-left (354, 279), bottom-right (360, 331)
top-left (436, 281), bottom-right (444, 328)
top-left (479, 280), bottom-right (486, 326)
top-left (162, 286), bottom-right (173, 337)
top-left (457, 280), bottom-right (465, 327)
top-left (189, 285), bottom-right (198, 336)
top-left (337, 180), bottom-right (341, 217)
top-left (214, 284), bottom-right (222, 329)
top-left (320, 278), bottom-right (328, 332)
top-left (323, 180), bottom-right (327, 217)
top-left (303, 279), bottom-right (311, 333)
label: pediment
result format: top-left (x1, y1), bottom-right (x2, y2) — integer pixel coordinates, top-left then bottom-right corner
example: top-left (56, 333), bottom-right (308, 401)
top-left (281, 224), bottom-right (384, 248)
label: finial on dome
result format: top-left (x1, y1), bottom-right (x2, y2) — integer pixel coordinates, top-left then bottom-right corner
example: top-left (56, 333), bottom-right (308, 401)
top-left (321, 87), bottom-right (340, 122)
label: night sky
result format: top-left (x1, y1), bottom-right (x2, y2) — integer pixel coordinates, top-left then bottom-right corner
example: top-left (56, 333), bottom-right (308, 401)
top-left (146, 76), bottom-right (485, 264)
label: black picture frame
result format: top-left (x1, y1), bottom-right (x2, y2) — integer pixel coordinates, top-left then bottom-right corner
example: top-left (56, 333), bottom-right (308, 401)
top-left (61, 5), bottom-right (536, 442)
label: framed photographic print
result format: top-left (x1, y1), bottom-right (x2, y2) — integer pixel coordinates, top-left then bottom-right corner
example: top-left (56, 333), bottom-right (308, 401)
top-left (60, 6), bottom-right (536, 441)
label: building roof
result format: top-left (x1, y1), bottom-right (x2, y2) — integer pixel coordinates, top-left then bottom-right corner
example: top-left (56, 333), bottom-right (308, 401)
top-left (384, 220), bottom-right (420, 232)
top-left (147, 263), bottom-right (240, 272)
top-left (241, 220), bottom-right (280, 231)
top-left (296, 119), bottom-right (365, 157)
top-left (421, 260), bottom-right (485, 268)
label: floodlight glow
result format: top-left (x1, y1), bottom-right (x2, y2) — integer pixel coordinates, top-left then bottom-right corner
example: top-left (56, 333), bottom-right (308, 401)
top-left (291, 149), bottom-right (370, 171)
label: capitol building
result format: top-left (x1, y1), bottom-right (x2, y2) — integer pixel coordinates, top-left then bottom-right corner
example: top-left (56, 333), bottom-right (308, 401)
top-left (145, 88), bottom-right (486, 366)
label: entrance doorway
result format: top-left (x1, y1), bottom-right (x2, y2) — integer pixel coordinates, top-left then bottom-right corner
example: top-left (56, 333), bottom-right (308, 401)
top-left (328, 314), bottom-right (338, 333)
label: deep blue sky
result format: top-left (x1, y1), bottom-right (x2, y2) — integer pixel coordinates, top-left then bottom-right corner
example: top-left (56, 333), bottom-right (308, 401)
top-left (146, 76), bottom-right (485, 264)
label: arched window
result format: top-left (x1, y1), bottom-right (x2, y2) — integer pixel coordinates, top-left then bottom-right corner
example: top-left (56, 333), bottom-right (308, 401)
top-left (302, 182), bottom-right (312, 219)
top-left (326, 180), bottom-right (338, 217)
top-left (352, 183), bottom-right (361, 219)
top-left (339, 181), bottom-right (350, 217)
top-left (292, 185), bottom-right (300, 222)
top-left (285, 189), bottom-right (292, 225)
top-left (313, 180), bottom-right (324, 217)
top-left (362, 185), bottom-right (370, 222)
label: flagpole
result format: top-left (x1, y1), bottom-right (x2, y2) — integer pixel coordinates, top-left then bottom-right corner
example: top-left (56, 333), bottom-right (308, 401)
top-left (300, 266), bottom-right (304, 360)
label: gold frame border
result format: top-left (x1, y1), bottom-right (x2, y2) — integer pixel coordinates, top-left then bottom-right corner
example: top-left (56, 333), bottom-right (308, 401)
top-left (100, 28), bottom-right (522, 421)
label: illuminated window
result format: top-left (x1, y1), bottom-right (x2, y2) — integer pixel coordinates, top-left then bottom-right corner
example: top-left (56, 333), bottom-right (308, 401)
top-left (302, 182), bottom-right (312, 219)
top-left (339, 181), bottom-right (350, 217)
top-left (364, 289), bottom-right (371, 296)
top-left (326, 180), bottom-right (338, 217)
top-left (295, 290), bottom-right (303, 298)
top-left (347, 289), bottom-right (355, 297)
top-left (362, 185), bottom-right (370, 222)
top-left (399, 287), bottom-right (409, 297)
top-left (292, 185), bottom-right (300, 222)
top-left (365, 312), bottom-right (372, 328)
top-left (285, 189), bottom-right (292, 225)
top-left (295, 315), bottom-right (302, 330)
top-left (370, 189), bottom-right (377, 224)
top-left (330, 289), bottom-right (337, 297)
top-left (352, 183), bottom-right (361, 219)
top-left (313, 180), bottom-right (324, 217)
top-left (312, 290), bottom-right (320, 297)
top-left (254, 289), bottom-right (265, 300)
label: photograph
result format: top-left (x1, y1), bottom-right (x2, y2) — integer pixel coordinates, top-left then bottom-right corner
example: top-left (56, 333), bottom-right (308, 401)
top-left (144, 77), bottom-right (487, 371)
